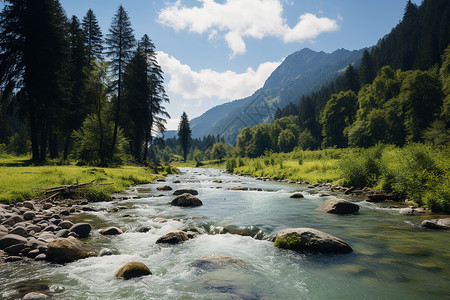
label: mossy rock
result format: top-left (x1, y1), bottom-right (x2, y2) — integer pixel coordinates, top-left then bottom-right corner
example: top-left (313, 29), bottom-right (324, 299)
top-left (116, 262), bottom-right (152, 280)
top-left (274, 228), bottom-right (352, 254)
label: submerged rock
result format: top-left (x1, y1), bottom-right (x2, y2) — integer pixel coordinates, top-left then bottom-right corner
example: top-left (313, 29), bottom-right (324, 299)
top-left (173, 188), bottom-right (198, 196)
top-left (192, 254), bottom-right (244, 270)
top-left (274, 228), bottom-right (353, 254)
top-left (116, 262), bottom-right (152, 280)
top-left (170, 193), bottom-right (203, 207)
top-left (421, 218), bottom-right (450, 230)
top-left (46, 237), bottom-right (97, 263)
top-left (229, 186), bottom-right (248, 191)
top-left (22, 292), bottom-right (49, 299)
top-left (156, 230), bottom-right (189, 244)
top-left (316, 199), bottom-right (359, 214)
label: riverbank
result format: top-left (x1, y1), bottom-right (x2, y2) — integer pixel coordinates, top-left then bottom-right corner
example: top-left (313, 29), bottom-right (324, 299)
top-left (177, 144), bottom-right (450, 213)
top-left (0, 155), bottom-right (176, 204)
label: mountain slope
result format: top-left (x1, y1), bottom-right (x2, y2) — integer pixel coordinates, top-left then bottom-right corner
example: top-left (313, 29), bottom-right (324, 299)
top-left (190, 47), bottom-right (364, 144)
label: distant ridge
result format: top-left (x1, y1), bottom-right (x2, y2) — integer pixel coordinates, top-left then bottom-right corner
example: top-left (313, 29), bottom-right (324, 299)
top-left (188, 47), bottom-right (364, 144)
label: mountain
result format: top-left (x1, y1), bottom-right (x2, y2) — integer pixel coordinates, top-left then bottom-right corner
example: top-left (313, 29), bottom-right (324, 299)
top-left (189, 47), bottom-right (364, 144)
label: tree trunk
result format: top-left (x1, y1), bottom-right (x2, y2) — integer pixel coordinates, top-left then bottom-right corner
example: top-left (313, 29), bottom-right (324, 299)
top-left (29, 109), bottom-right (40, 160)
top-left (39, 124), bottom-right (47, 161)
top-left (111, 64), bottom-right (121, 158)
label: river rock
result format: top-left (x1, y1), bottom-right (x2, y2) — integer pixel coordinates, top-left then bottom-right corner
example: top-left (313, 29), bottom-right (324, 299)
top-left (192, 254), bottom-right (244, 270)
top-left (274, 228), bottom-right (353, 254)
top-left (22, 201), bottom-right (34, 210)
top-left (157, 185), bottom-right (173, 191)
top-left (4, 242), bottom-right (26, 254)
top-left (23, 211), bottom-right (36, 221)
top-left (42, 203), bottom-right (52, 210)
top-left (156, 230), bottom-right (189, 244)
top-left (59, 220), bottom-right (73, 229)
top-left (213, 179), bottom-right (222, 183)
top-left (170, 193), bottom-right (203, 207)
top-left (316, 199), bottom-right (359, 214)
top-left (229, 186), bottom-right (248, 191)
top-left (173, 188), bottom-right (198, 196)
top-left (100, 226), bottom-right (124, 235)
top-left (9, 226), bottom-right (28, 237)
top-left (69, 223), bottom-right (91, 238)
top-left (0, 234), bottom-right (28, 250)
top-left (116, 262), bottom-right (152, 280)
top-left (46, 237), bottom-right (97, 263)
top-left (22, 292), bottom-right (49, 299)
top-left (290, 193), bottom-right (304, 198)
top-left (421, 218), bottom-right (450, 230)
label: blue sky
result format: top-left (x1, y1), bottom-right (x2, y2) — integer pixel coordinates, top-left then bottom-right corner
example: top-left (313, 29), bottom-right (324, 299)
top-left (59, 0), bottom-right (422, 130)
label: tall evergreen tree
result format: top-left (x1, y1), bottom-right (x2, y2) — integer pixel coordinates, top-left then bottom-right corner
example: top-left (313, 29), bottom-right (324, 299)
top-left (64, 15), bottom-right (89, 159)
top-left (82, 9), bottom-right (103, 66)
top-left (0, 0), bottom-right (71, 160)
top-left (343, 64), bottom-right (360, 92)
top-left (105, 5), bottom-right (135, 158)
top-left (178, 112), bottom-right (191, 161)
top-left (359, 49), bottom-right (376, 85)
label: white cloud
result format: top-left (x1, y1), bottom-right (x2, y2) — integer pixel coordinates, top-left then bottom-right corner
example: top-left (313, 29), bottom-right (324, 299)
top-left (156, 51), bottom-right (281, 100)
top-left (158, 0), bottom-right (339, 57)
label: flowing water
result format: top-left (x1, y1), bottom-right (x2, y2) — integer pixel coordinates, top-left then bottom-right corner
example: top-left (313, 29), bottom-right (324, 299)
top-left (1, 168), bottom-right (450, 299)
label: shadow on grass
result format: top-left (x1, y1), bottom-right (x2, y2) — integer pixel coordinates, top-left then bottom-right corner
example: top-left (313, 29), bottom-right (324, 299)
top-left (0, 156), bottom-right (70, 167)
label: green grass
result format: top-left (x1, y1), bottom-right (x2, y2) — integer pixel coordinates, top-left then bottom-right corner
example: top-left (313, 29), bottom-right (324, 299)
top-left (0, 154), bottom-right (167, 203)
top-left (173, 159), bottom-right (226, 169)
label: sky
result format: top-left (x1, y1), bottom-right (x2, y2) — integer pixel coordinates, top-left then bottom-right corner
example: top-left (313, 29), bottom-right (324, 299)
top-left (58, 0), bottom-right (423, 130)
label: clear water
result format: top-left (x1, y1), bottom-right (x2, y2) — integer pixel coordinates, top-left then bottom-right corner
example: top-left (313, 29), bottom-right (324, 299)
top-left (1, 168), bottom-right (449, 299)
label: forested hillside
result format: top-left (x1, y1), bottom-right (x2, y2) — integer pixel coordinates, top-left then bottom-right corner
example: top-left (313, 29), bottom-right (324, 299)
top-left (190, 48), bottom-right (364, 143)
top-left (266, 0), bottom-right (450, 151)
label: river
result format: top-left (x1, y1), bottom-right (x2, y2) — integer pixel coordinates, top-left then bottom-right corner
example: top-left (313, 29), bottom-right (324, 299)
top-left (1, 168), bottom-right (449, 299)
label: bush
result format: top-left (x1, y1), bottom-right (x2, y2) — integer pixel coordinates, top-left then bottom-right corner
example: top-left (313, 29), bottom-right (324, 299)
top-left (72, 114), bottom-right (129, 166)
top-left (339, 146), bottom-right (383, 188)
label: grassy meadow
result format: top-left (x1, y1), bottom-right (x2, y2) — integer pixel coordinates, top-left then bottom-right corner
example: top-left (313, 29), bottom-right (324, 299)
top-left (0, 155), bottom-right (174, 204)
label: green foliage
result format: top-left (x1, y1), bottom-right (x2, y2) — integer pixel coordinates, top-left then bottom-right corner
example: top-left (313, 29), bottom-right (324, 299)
top-left (320, 90), bottom-right (357, 148)
top-left (339, 145), bottom-right (384, 188)
top-left (211, 142), bottom-right (228, 161)
top-left (72, 113), bottom-right (128, 166)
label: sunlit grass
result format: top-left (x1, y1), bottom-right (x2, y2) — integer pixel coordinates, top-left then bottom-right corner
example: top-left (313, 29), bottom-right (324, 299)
top-left (0, 154), bottom-right (162, 203)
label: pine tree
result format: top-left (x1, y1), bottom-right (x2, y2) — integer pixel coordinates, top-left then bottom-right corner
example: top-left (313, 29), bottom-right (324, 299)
top-left (178, 112), bottom-right (191, 161)
top-left (64, 15), bottom-right (89, 159)
top-left (82, 9), bottom-right (103, 66)
top-left (105, 5), bottom-right (135, 158)
top-left (343, 64), bottom-right (360, 92)
top-left (0, 0), bottom-right (71, 160)
top-left (359, 50), bottom-right (375, 85)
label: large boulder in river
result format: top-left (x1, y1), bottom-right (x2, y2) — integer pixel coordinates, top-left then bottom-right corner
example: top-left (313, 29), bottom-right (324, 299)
top-left (116, 262), bottom-right (152, 280)
top-left (170, 193), bottom-right (203, 207)
top-left (274, 228), bottom-right (353, 254)
top-left (0, 234), bottom-right (28, 250)
top-left (173, 188), bottom-right (198, 196)
top-left (421, 218), bottom-right (450, 230)
top-left (46, 237), bottom-right (97, 263)
top-left (156, 230), bottom-right (189, 244)
top-left (69, 223), bottom-right (91, 238)
top-left (316, 199), bottom-right (359, 214)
